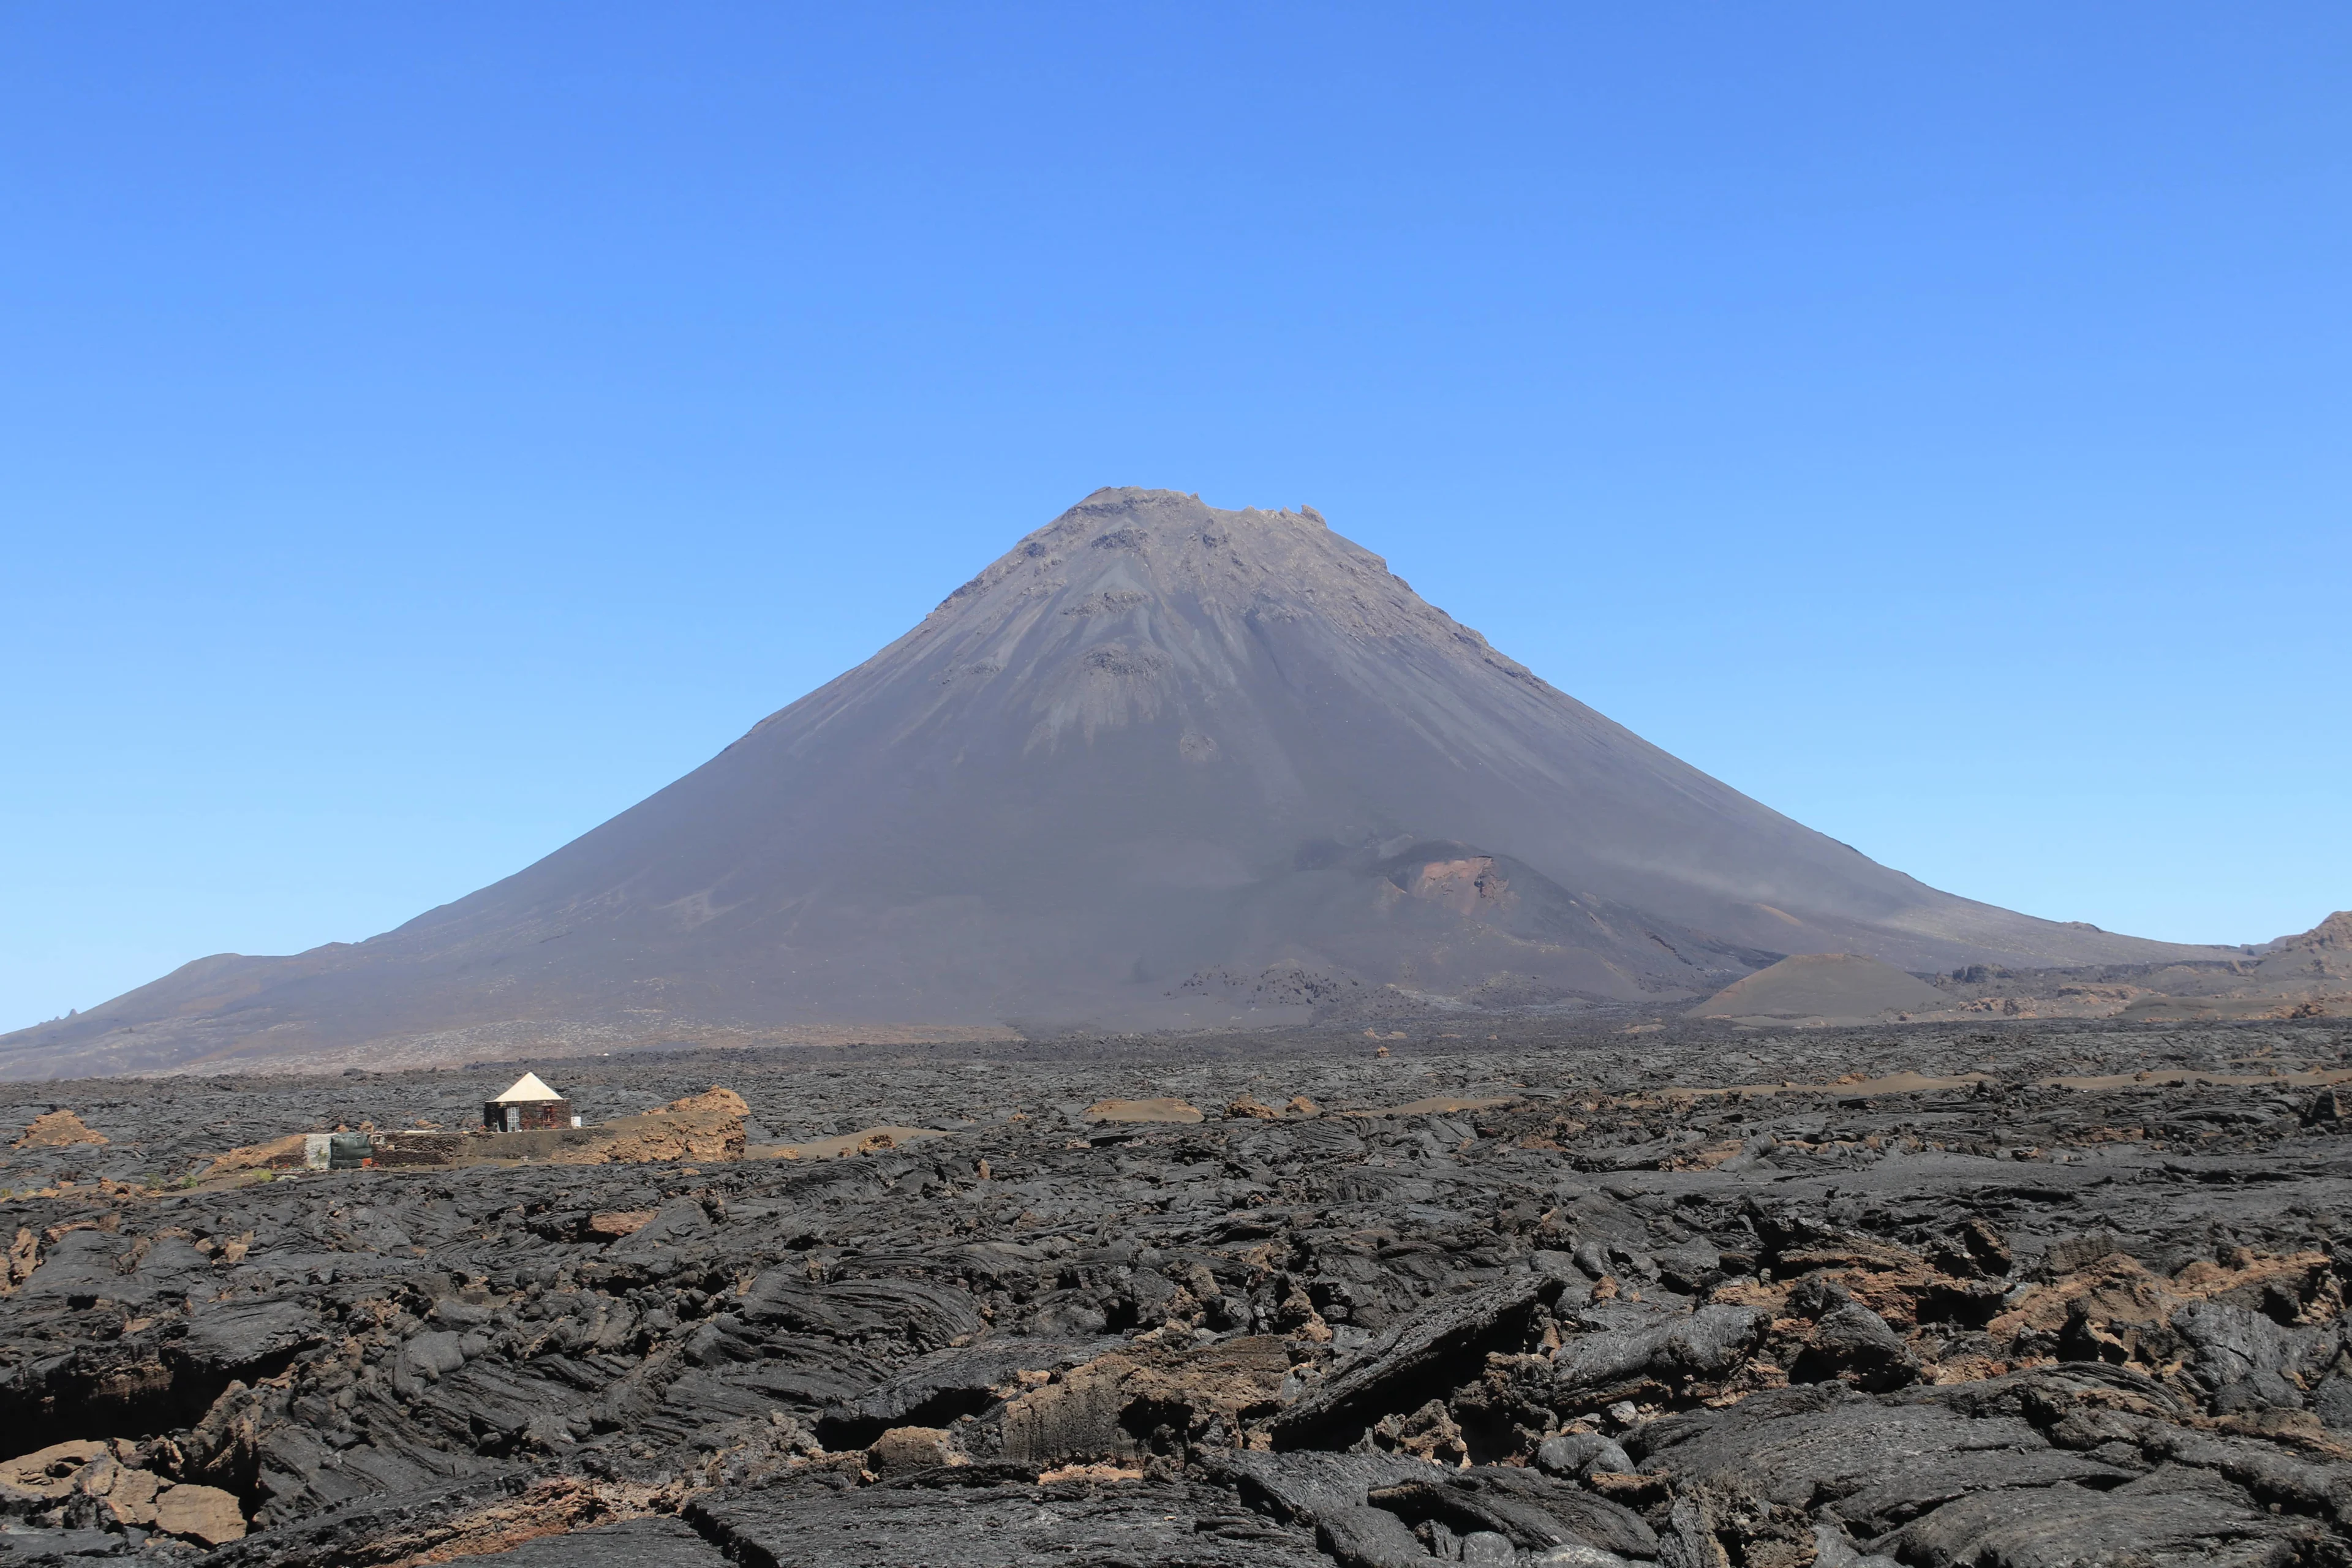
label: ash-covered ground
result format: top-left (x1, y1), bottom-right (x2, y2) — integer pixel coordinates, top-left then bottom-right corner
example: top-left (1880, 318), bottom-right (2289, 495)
top-left (2, 1018), bottom-right (2350, 1567)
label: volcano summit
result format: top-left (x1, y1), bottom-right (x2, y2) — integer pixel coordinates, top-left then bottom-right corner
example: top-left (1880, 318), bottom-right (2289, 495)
top-left (3, 488), bottom-right (2218, 1076)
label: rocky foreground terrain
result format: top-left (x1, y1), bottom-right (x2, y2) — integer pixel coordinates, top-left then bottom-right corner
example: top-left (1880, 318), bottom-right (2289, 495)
top-left (1, 1019), bottom-right (2350, 1567)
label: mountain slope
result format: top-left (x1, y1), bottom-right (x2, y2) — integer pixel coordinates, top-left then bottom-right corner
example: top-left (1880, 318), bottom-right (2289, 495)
top-left (1, 488), bottom-right (2225, 1076)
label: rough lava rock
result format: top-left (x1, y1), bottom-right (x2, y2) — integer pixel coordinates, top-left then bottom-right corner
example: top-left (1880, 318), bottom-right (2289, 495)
top-left (0, 1018), bottom-right (2342, 1565)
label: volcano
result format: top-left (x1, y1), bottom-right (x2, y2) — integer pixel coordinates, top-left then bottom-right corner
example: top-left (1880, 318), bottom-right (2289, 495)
top-left (2, 488), bottom-right (2223, 1076)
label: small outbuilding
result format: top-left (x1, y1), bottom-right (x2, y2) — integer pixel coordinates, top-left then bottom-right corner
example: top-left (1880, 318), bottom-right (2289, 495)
top-left (484, 1072), bottom-right (577, 1133)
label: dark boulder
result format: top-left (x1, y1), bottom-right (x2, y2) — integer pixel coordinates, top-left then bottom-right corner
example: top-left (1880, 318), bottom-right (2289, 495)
top-left (1551, 1303), bottom-right (1765, 1406)
top-left (1788, 1302), bottom-right (1918, 1392)
top-left (1316, 1504), bottom-right (1432, 1568)
top-left (1536, 1431), bottom-right (1635, 1479)
top-left (1270, 1276), bottom-right (1562, 1450)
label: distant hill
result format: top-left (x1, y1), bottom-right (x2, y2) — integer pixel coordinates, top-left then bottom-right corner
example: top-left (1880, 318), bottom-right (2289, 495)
top-left (0, 488), bottom-right (2226, 1077)
top-left (1918, 910), bottom-right (2352, 1023)
top-left (1686, 952), bottom-right (1959, 1023)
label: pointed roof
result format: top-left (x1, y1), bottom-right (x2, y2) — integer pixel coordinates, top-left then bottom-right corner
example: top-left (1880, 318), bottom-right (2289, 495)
top-left (491, 1071), bottom-right (563, 1103)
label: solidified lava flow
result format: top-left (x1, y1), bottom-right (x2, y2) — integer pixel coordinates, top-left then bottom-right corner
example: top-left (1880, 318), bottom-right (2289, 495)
top-left (0, 1019), bottom-right (2348, 1566)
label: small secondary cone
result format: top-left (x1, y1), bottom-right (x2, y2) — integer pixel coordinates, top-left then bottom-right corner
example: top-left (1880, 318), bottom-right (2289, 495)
top-left (1686, 952), bottom-right (1956, 1022)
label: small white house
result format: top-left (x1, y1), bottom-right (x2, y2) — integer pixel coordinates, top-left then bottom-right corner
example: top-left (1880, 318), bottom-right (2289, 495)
top-left (483, 1072), bottom-right (580, 1132)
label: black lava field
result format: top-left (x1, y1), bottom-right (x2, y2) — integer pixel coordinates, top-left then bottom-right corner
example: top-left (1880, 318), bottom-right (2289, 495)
top-left (1, 1018), bottom-right (2350, 1566)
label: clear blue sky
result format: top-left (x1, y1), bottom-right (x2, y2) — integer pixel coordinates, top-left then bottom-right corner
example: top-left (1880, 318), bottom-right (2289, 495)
top-left (4, 4), bottom-right (2346, 1031)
